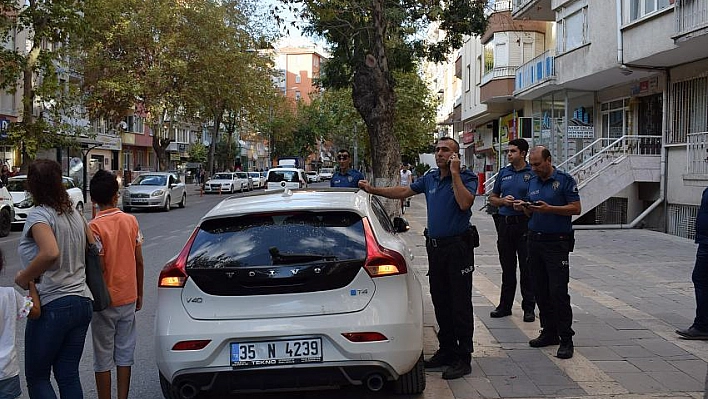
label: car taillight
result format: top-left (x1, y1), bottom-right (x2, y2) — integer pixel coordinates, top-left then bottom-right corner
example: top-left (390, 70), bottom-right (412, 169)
top-left (158, 228), bottom-right (199, 288)
top-left (172, 340), bottom-right (211, 351)
top-left (362, 217), bottom-right (407, 277)
top-left (341, 332), bottom-right (388, 342)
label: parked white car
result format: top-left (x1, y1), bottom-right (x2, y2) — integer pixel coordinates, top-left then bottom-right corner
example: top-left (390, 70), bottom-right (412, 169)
top-left (0, 185), bottom-right (14, 236)
top-left (318, 167), bottom-right (335, 180)
top-left (203, 172), bottom-right (249, 194)
top-left (248, 172), bottom-right (265, 189)
top-left (265, 168), bottom-right (308, 191)
top-left (122, 172), bottom-right (186, 212)
top-left (306, 171), bottom-right (321, 183)
top-left (155, 188), bottom-right (424, 397)
top-left (8, 175), bottom-right (83, 227)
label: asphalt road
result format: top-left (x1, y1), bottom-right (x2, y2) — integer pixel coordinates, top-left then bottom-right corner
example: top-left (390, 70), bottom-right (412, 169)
top-left (0, 182), bottom-right (416, 399)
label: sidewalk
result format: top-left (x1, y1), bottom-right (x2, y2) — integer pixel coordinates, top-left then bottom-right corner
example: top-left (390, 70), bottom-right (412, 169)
top-left (400, 195), bottom-right (707, 399)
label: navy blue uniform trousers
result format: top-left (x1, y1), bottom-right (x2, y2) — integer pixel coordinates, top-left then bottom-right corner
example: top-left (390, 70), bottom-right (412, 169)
top-left (427, 238), bottom-right (475, 362)
top-left (527, 239), bottom-right (575, 339)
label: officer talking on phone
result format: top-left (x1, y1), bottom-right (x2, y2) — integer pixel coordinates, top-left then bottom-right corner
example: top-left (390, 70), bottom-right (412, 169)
top-left (514, 146), bottom-right (581, 359)
top-left (488, 138), bottom-right (536, 323)
top-left (358, 136), bottom-right (477, 379)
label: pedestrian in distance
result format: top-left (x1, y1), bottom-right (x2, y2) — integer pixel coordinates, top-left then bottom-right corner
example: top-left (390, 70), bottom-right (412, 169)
top-left (676, 186), bottom-right (708, 340)
top-left (488, 138), bottom-right (536, 322)
top-left (330, 149), bottom-right (365, 188)
top-left (513, 146), bottom-right (581, 359)
top-left (0, 165), bottom-right (9, 187)
top-left (358, 136), bottom-right (478, 380)
top-left (399, 163), bottom-right (414, 214)
top-left (88, 170), bottom-right (145, 399)
top-left (15, 159), bottom-right (94, 398)
top-left (0, 249), bottom-right (41, 399)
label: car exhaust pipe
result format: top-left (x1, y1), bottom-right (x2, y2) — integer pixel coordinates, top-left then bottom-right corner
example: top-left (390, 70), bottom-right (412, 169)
top-left (178, 382), bottom-right (198, 399)
top-left (365, 373), bottom-right (385, 392)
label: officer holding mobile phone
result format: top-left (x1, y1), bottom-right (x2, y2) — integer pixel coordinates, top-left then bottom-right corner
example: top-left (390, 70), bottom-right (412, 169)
top-left (358, 136), bottom-right (477, 380)
top-left (488, 138), bottom-right (536, 323)
top-left (514, 146), bottom-right (581, 359)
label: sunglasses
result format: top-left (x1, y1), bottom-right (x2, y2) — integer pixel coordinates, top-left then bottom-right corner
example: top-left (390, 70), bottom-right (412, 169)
top-left (337, 155), bottom-right (349, 160)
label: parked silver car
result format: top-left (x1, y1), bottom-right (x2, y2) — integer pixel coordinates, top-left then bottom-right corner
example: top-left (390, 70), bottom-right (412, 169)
top-left (122, 172), bottom-right (186, 212)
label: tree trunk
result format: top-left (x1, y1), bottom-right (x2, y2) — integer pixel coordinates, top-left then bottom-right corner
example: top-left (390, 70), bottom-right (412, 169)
top-left (207, 109), bottom-right (223, 176)
top-left (351, 0), bottom-right (399, 188)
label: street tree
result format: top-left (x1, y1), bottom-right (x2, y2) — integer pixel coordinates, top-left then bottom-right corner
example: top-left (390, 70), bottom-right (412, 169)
top-left (275, 0), bottom-right (487, 184)
top-left (0, 0), bottom-right (87, 166)
top-left (82, 0), bottom-right (190, 171)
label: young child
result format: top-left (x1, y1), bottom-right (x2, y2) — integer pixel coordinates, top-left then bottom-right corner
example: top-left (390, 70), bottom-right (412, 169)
top-left (88, 170), bottom-right (144, 399)
top-left (0, 250), bottom-right (40, 399)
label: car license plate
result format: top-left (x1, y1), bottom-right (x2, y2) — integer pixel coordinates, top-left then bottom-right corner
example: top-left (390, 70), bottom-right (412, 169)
top-left (230, 338), bottom-right (322, 367)
top-left (132, 198), bottom-right (147, 203)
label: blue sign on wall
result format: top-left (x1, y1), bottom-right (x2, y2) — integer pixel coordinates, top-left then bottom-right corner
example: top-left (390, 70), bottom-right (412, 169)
top-left (0, 119), bottom-right (9, 139)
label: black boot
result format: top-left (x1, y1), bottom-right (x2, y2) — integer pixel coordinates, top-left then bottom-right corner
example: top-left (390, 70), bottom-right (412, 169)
top-left (423, 350), bottom-right (455, 368)
top-left (529, 330), bottom-right (559, 347)
top-left (442, 358), bottom-right (471, 380)
top-left (556, 339), bottom-right (574, 359)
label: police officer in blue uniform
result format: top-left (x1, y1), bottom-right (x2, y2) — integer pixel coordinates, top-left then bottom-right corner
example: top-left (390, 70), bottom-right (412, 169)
top-left (676, 187), bottom-right (708, 339)
top-left (330, 149), bottom-right (365, 188)
top-left (488, 138), bottom-right (536, 322)
top-left (514, 146), bottom-right (581, 359)
top-left (358, 137), bottom-right (478, 379)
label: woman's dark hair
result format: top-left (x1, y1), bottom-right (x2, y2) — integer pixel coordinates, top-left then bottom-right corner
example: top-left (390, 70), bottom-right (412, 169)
top-left (27, 159), bottom-right (73, 214)
top-left (90, 170), bottom-right (119, 205)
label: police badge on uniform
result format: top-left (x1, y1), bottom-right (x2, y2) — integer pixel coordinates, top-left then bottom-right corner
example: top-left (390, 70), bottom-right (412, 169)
top-left (552, 181), bottom-right (560, 191)
top-left (348, 176), bottom-right (353, 182)
top-left (523, 173), bottom-right (531, 182)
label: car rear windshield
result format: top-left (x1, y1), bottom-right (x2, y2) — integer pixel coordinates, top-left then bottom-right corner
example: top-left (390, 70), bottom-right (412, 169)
top-left (7, 179), bottom-right (26, 192)
top-left (185, 211), bottom-right (367, 295)
top-left (268, 170), bottom-right (300, 183)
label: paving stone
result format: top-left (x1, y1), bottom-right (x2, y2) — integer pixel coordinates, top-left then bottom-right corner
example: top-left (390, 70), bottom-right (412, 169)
top-left (576, 346), bottom-right (623, 361)
top-left (626, 357), bottom-right (680, 372)
top-left (605, 372), bottom-right (666, 393)
top-left (486, 328), bottom-right (531, 344)
top-left (635, 338), bottom-right (692, 357)
top-left (647, 371), bottom-right (704, 392)
top-left (593, 360), bottom-right (642, 373)
top-left (475, 357), bottom-right (525, 376)
top-left (668, 359), bottom-right (708, 382)
top-left (604, 317), bottom-right (646, 330)
top-left (608, 345), bottom-right (657, 358)
top-left (487, 374), bottom-right (542, 398)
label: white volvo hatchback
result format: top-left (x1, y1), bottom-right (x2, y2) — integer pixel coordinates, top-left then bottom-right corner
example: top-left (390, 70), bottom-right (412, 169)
top-left (155, 188), bottom-right (425, 398)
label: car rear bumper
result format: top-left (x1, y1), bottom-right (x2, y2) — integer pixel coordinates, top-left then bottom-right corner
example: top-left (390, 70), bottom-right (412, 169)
top-left (164, 361), bottom-right (398, 395)
top-left (155, 290), bottom-right (423, 390)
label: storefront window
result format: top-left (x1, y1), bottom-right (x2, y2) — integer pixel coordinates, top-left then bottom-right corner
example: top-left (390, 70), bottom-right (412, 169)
top-left (601, 99), bottom-right (629, 139)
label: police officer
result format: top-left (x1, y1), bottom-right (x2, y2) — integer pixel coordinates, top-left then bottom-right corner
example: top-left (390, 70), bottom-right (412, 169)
top-left (514, 146), bottom-right (581, 359)
top-left (358, 137), bottom-right (477, 379)
top-left (488, 138), bottom-right (536, 322)
top-left (330, 149), bottom-right (365, 188)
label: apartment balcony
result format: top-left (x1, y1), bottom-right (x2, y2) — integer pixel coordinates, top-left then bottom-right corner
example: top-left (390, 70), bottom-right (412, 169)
top-left (511, 0), bottom-right (554, 21)
top-left (480, 66), bottom-right (517, 103)
top-left (513, 50), bottom-right (556, 98)
top-left (675, 0), bottom-right (708, 43)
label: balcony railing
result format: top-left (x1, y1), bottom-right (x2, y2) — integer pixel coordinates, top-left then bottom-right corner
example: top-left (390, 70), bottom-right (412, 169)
top-left (514, 50), bottom-right (555, 93)
top-left (688, 131), bottom-right (708, 175)
top-left (492, 0), bottom-right (512, 12)
top-left (480, 66), bottom-right (518, 86)
top-left (676, 0), bottom-right (708, 37)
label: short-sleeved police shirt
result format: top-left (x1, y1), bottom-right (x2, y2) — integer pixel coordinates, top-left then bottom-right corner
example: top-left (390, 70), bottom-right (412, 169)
top-left (410, 169), bottom-right (478, 239)
top-left (527, 168), bottom-right (580, 234)
top-left (492, 163), bottom-right (533, 217)
top-left (330, 169), bottom-right (365, 188)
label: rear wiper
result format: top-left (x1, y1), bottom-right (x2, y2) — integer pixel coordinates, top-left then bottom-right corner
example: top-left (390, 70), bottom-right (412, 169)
top-left (268, 247), bottom-right (337, 264)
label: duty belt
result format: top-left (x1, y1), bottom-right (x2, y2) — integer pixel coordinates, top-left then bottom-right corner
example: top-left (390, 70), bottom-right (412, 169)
top-left (499, 215), bottom-right (528, 224)
top-left (427, 234), bottom-right (465, 248)
top-left (528, 231), bottom-right (573, 241)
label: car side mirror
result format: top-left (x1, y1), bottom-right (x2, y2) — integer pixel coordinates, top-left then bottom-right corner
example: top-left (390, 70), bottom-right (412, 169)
top-left (392, 216), bottom-right (410, 233)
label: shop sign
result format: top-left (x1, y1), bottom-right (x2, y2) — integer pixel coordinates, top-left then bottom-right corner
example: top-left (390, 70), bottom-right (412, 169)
top-left (169, 152), bottom-right (180, 161)
top-left (95, 134), bottom-right (122, 150)
top-left (567, 125), bottom-right (594, 139)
